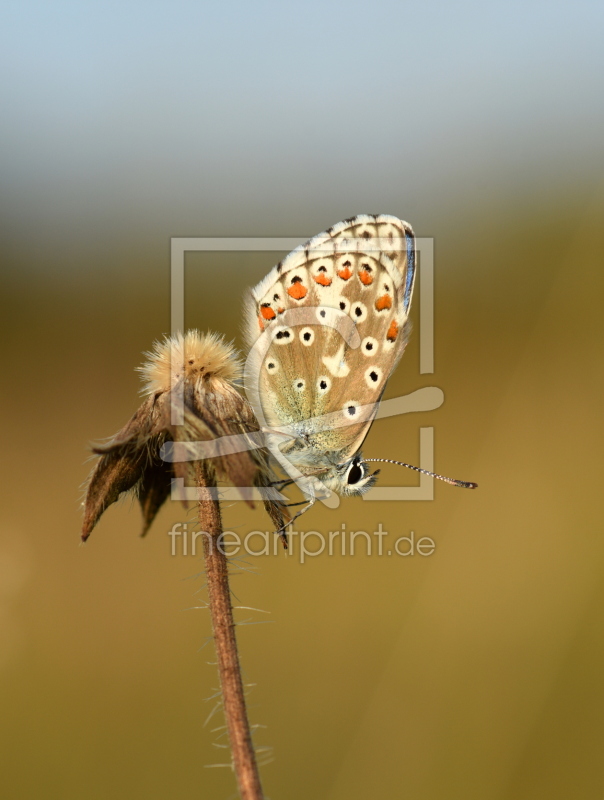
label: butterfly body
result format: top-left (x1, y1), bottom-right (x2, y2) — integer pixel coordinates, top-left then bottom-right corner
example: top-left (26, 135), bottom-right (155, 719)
top-left (243, 214), bottom-right (416, 500)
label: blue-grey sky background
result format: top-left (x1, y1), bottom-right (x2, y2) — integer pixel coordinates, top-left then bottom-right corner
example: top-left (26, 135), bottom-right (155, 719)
top-left (1, 0), bottom-right (603, 248)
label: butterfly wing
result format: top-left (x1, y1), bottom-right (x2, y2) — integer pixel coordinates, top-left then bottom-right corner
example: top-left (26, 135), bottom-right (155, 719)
top-left (243, 214), bottom-right (416, 476)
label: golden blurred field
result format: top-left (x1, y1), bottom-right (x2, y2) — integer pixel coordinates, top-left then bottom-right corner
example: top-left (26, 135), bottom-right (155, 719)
top-left (1, 183), bottom-right (603, 799)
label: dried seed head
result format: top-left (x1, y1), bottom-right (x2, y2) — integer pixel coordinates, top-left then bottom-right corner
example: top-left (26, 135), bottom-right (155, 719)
top-left (138, 330), bottom-right (242, 395)
top-left (82, 330), bottom-right (290, 542)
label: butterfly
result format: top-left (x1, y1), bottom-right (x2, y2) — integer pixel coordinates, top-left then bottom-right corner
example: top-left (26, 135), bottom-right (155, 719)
top-left (80, 215), bottom-right (474, 546)
top-left (240, 214), bottom-right (475, 530)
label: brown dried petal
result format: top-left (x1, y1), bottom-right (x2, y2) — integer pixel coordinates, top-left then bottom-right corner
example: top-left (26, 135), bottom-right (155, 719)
top-left (138, 456), bottom-right (174, 537)
top-left (188, 378), bottom-right (263, 501)
top-left (162, 380), bottom-right (262, 506)
top-left (82, 395), bottom-right (169, 541)
top-left (82, 363), bottom-right (289, 540)
top-left (92, 394), bottom-right (166, 455)
top-left (82, 446), bottom-right (148, 541)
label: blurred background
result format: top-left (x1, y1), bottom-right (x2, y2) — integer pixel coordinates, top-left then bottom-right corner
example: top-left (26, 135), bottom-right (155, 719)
top-left (1, 1), bottom-right (603, 798)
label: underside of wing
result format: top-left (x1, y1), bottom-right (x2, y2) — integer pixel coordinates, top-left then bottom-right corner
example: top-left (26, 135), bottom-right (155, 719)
top-left (243, 214), bottom-right (416, 469)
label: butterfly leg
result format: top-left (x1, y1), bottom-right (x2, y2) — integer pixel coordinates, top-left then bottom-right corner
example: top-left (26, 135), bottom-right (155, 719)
top-left (275, 496), bottom-right (316, 548)
top-left (268, 478), bottom-right (296, 489)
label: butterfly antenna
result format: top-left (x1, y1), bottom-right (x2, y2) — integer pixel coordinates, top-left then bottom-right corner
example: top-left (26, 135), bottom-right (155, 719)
top-left (363, 459), bottom-right (477, 489)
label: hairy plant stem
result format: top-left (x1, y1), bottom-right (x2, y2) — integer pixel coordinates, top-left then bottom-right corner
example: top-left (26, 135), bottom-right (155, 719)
top-left (195, 462), bottom-right (264, 800)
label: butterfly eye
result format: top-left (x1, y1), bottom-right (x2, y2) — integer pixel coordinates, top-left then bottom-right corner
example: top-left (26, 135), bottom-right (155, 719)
top-left (317, 376), bottom-right (331, 393)
top-left (346, 460), bottom-right (364, 485)
top-left (265, 360), bottom-right (279, 373)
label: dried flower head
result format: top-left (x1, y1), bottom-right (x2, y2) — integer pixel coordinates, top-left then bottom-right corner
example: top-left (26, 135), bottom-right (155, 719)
top-left (82, 330), bottom-right (289, 542)
top-left (138, 330), bottom-right (242, 394)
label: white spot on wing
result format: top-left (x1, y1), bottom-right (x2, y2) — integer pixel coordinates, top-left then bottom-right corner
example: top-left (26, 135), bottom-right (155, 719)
top-left (299, 327), bottom-right (315, 346)
top-left (322, 342), bottom-right (350, 378)
top-left (336, 296), bottom-right (350, 314)
top-left (364, 366), bottom-right (383, 387)
top-left (342, 401), bottom-right (360, 419)
top-left (361, 336), bottom-right (379, 356)
top-left (350, 301), bottom-right (368, 323)
top-left (272, 326), bottom-right (294, 345)
top-left (353, 222), bottom-right (377, 240)
top-left (315, 306), bottom-right (339, 325)
top-left (335, 254), bottom-right (356, 279)
top-left (309, 258), bottom-right (334, 286)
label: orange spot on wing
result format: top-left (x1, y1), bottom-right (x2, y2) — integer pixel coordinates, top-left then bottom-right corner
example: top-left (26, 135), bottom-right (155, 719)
top-left (375, 294), bottom-right (392, 311)
top-left (287, 283), bottom-right (307, 300)
top-left (338, 267), bottom-right (352, 280)
top-left (359, 270), bottom-right (373, 285)
top-left (386, 319), bottom-right (399, 341)
top-left (258, 316), bottom-right (265, 331)
top-left (260, 305), bottom-right (277, 320)
top-left (313, 273), bottom-right (332, 286)
top-left (277, 307), bottom-right (285, 314)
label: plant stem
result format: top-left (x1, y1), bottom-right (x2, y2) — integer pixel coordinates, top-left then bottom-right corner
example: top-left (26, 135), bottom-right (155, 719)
top-left (196, 462), bottom-right (264, 800)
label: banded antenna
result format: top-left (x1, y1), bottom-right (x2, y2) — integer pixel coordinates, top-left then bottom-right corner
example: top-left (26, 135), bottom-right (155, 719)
top-left (363, 458), bottom-right (477, 489)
